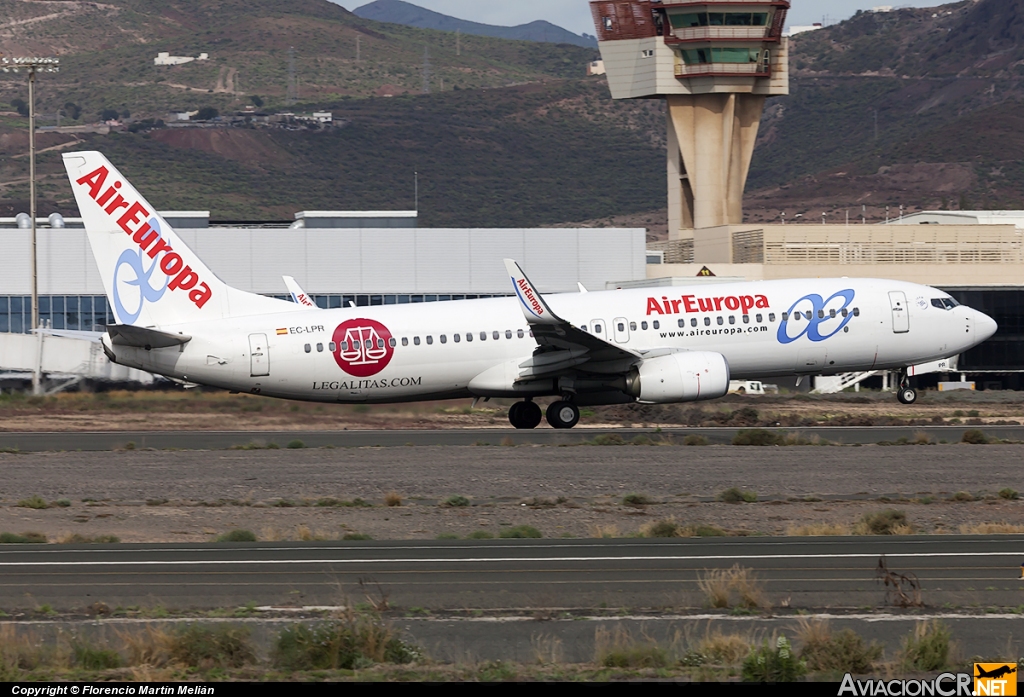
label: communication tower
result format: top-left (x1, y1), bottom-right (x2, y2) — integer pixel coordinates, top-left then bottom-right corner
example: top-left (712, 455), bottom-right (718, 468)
top-left (590, 1), bottom-right (789, 236)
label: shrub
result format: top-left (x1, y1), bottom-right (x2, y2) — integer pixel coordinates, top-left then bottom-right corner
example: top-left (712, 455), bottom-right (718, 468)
top-left (342, 533), bottom-right (372, 541)
top-left (53, 499), bottom-right (71, 508)
top-left (684, 434), bottom-right (710, 446)
top-left (732, 429), bottom-right (784, 446)
top-left (170, 624), bottom-right (256, 669)
top-left (719, 487), bottom-right (758, 503)
top-left (855, 510), bottom-right (910, 535)
top-left (593, 434), bottom-right (626, 446)
top-left (499, 525), bottom-right (542, 539)
top-left (216, 529), bottom-right (257, 542)
top-left (594, 626), bottom-right (668, 669)
top-left (797, 620), bottom-right (883, 674)
top-left (73, 642), bottom-right (123, 670)
top-left (384, 492), bottom-right (403, 507)
top-left (641, 519), bottom-right (681, 538)
top-left (0, 532), bottom-right (46, 544)
top-left (622, 493), bottom-right (652, 507)
top-left (742, 635), bottom-right (806, 682)
top-left (441, 495), bottom-right (470, 508)
top-left (16, 495), bottom-right (48, 510)
top-left (287, 439), bottom-right (305, 449)
top-left (272, 615), bottom-right (418, 670)
top-left (998, 488), bottom-right (1019, 500)
top-left (698, 564), bottom-right (769, 609)
top-left (467, 530), bottom-right (494, 540)
top-left (949, 491), bottom-right (974, 502)
top-left (961, 429), bottom-right (990, 444)
top-left (900, 621), bottom-right (950, 672)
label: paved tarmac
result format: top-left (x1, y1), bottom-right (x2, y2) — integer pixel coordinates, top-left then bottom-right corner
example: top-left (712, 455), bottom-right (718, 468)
top-left (1, 536), bottom-right (1020, 611)
top-left (2, 425), bottom-right (1024, 451)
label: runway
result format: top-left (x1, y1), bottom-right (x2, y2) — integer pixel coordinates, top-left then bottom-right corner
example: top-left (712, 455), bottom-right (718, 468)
top-left (2, 425), bottom-right (1024, 451)
top-left (1, 536), bottom-right (1021, 611)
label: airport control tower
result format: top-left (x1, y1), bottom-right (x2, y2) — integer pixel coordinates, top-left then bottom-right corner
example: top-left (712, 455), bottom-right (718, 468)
top-left (590, 1), bottom-right (789, 236)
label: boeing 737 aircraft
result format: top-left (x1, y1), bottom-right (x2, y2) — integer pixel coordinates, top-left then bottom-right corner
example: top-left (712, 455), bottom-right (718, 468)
top-left (62, 152), bottom-right (998, 429)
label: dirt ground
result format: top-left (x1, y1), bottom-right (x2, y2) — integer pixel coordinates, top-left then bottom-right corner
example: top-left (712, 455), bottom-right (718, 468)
top-left (0, 444), bottom-right (1019, 544)
top-left (1, 389), bottom-right (1023, 432)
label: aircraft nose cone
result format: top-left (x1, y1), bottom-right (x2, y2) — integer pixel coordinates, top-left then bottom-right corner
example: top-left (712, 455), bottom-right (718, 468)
top-left (976, 310), bottom-right (998, 341)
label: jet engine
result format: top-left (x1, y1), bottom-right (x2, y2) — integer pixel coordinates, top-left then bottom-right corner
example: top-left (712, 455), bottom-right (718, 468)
top-left (625, 351), bottom-right (730, 404)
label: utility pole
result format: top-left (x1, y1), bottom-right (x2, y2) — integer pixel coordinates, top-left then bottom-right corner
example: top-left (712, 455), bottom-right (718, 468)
top-left (456, 29), bottom-right (460, 56)
top-left (356, 35), bottom-right (361, 62)
top-left (2, 55), bottom-right (60, 395)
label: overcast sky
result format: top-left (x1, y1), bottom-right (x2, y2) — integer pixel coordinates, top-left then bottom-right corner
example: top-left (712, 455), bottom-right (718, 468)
top-left (330, 1), bottom-right (950, 36)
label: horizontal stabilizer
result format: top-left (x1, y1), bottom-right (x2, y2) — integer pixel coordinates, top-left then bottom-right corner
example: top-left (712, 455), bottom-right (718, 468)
top-left (107, 325), bottom-right (191, 349)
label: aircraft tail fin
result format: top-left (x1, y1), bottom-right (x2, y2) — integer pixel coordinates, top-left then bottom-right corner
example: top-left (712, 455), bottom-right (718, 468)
top-left (62, 151), bottom-right (299, 328)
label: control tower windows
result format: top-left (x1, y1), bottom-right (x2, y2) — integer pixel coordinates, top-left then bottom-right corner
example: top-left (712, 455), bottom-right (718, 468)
top-left (681, 48), bottom-right (762, 65)
top-left (670, 12), bottom-right (768, 29)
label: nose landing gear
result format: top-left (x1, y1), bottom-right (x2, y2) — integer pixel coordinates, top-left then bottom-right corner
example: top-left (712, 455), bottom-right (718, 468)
top-left (896, 370), bottom-right (917, 404)
top-left (508, 400), bottom-right (542, 429)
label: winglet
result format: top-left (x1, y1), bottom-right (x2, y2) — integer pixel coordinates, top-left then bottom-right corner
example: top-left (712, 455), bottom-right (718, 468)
top-left (283, 276), bottom-right (317, 308)
top-left (503, 259), bottom-right (562, 325)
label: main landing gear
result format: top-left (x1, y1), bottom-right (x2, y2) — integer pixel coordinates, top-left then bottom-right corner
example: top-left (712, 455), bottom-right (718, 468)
top-left (508, 399), bottom-right (581, 429)
top-left (896, 370), bottom-right (918, 405)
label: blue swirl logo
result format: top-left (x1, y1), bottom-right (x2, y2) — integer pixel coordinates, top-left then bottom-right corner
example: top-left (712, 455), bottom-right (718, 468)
top-left (112, 217), bottom-right (168, 324)
top-left (777, 290), bottom-right (856, 345)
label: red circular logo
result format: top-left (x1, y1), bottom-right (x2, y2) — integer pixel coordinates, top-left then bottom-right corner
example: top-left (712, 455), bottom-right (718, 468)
top-left (332, 319), bottom-right (395, 377)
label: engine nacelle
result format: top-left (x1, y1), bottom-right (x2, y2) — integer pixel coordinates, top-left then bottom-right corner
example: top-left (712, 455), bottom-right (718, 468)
top-left (626, 351), bottom-right (730, 404)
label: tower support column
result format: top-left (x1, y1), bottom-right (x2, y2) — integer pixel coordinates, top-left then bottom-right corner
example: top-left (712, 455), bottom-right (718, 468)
top-left (667, 93), bottom-right (766, 234)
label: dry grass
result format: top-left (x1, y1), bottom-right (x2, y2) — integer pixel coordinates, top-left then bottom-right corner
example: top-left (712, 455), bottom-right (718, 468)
top-left (786, 523), bottom-right (852, 536)
top-left (695, 627), bottom-right (752, 665)
top-left (530, 634), bottom-right (564, 665)
top-left (697, 564), bottom-right (770, 610)
top-left (794, 618), bottom-right (883, 674)
top-left (912, 431), bottom-right (933, 445)
top-left (115, 625), bottom-right (175, 668)
top-left (594, 626), bottom-right (669, 668)
top-left (590, 524), bottom-right (620, 539)
top-left (384, 492), bottom-right (403, 507)
top-left (959, 522), bottom-right (1024, 534)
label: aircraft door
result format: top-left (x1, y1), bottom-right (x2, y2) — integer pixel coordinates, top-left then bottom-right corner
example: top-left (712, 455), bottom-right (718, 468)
top-left (613, 317), bottom-right (630, 344)
top-left (590, 319), bottom-right (607, 341)
top-left (889, 292), bottom-right (910, 334)
top-left (249, 333), bottom-right (270, 377)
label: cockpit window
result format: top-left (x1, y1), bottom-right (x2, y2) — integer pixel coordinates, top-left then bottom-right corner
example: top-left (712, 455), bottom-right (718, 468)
top-left (931, 298), bottom-right (960, 310)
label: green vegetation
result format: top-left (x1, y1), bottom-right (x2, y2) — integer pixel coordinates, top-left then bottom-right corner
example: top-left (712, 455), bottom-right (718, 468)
top-left (621, 493), bottom-right (652, 507)
top-left (999, 488), bottom-right (1019, 500)
top-left (16, 495), bottom-right (49, 510)
top-left (272, 615), bottom-right (419, 671)
top-left (718, 487), bottom-right (758, 504)
top-left (797, 620), bottom-right (883, 674)
top-left (286, 439), bottom-right (305, 449)
top-left (499, 525), bottom-right (542, 539)
top-left (961, 429), bottom-right (991, 444)
top-left (467, 530), bottom-right (494, 540)
top-left (0, 532), bottom-right (47, 544)
top-left (441, 495), bottom-right (470, 508)
top-left (216, 529), bottom-right (257, 543)
top-left (731, 430), bottom-right (784, 446)
top-left (683, 434), bottom-right (710, 446)
top-left (856, 510), bottom-right (911, 535)
top-left (742, 636), bottom-right (806, 682)
top-left (900, 621), bottom-right (951, 672)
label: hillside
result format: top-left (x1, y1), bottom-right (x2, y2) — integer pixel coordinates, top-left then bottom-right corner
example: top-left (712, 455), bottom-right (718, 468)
top-left (0, 80), bottom-right (666, 226)
top-left (0, 0), bottom-right (597, 118)
top-left (352, 0), bottom-right (597, 48)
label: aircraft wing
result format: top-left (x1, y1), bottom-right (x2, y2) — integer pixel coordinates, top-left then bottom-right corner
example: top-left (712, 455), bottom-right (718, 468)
top-left (503, 259), bottom-right (640, 378)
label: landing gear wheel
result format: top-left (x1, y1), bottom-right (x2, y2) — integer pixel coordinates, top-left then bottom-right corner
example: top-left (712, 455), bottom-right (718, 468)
top-left (545, 400), bottom-right (580, 429)
top-left (897, 387), bottom-right (918, 405)
top-left (509, 401), bottom-right (542, 430)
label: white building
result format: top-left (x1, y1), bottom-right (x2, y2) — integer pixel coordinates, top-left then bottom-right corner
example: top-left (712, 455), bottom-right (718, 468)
top-left (154, 52), bottom-right (209, 66)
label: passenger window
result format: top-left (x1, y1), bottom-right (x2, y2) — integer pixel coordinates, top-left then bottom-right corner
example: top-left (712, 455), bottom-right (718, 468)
top-left (653, 321), bottom-right (660, 329)
top-left (677, 319), bottom-right (685, 328)
top-left (717, 317), bottom-right (724, 326)
top-left (402, 337), bottom-right (409, 347)
top-left (782, 312), bottom-right (789, 321)
top-left (818, 310), bottom-right (825, 319)
top-left (829, 309), bottom-right (836, 319)
top-left (454, 334), bottom-right (461, 343)
top-left (480, 332), bottom-right (487, 341)
top-left (581, 325), bottom-right (588, 332)
top-left (704, 317), bottom-right (711, 326)
top-left (341, 341), bottom-right (349, 351)
top-left (329, 342), bottom-right (337, 352)
top-left (414, 337), bottom-right (421, 346)
top-left (594, 324), bottom-right (602, 333)
top-left (617, 322), bottom-right (625, 332)
top-left (691, 318), bottom-right (697, 327)
top-left (769, 313), bottom-right (776, 322)
top-left (841, 309), bottom-right (849, 317)
top-left (493, 331), bottom-right (500, 340)
top-left (853, 308), bottom-right (860, 317)
top-left (728, 316), bottom-right (735, 325)
top-left (426, 336), bottom-right (433, 345)
top-left (505, 330), bottom-right (512, 339)
top-left (466, 333), bottom-right (473, 342)
top-left (756, 314), bottom-right (763, 323)
top-left (317, 343), bottom-right (324, 352)
top-left (517, 329), bottom-right (525, 338)
top-left (389, 338), bottom-right (396, 348)
top-left (304, 344), bottom-right (311, 353)
top-left (641, 321), bottom-right (648, 330)
top-left (377, 339), bottom-right (384, 349)
top-left (440, 335), bottom-right (447, 344)
top-left (742, 315), bottom-right (749, 324)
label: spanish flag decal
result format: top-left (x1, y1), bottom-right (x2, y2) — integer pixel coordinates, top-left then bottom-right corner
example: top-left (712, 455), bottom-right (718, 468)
top-left (276, 328), bottom-right (288, 336)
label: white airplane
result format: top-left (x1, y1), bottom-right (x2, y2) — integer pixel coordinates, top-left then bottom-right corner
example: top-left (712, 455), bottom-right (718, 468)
top-left (62, 151), bottom-right (997, 429)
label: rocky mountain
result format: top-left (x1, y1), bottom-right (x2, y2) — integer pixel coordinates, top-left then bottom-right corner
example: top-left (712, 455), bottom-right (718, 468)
top-left (352, 0), bottom-right (597, 47)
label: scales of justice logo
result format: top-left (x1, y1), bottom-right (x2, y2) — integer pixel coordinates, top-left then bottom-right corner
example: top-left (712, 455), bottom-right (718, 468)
top-left (332, 319), bottom-right (395, 377)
